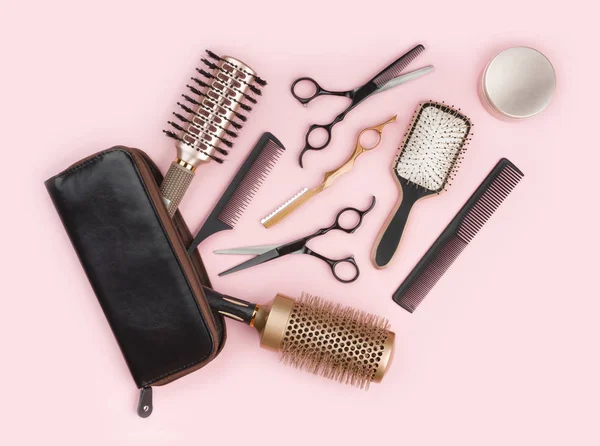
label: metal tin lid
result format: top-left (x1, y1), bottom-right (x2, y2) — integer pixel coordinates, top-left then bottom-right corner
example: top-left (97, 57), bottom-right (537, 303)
top-left (481, 46), bottom-right (556, 119)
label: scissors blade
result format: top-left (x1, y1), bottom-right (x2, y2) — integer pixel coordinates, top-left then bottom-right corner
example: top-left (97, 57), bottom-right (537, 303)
top-left (218, 248), bottom-right (282, 276)
top-left (213, 244), bottom-right (280, 255)
top-left (377, 65), bottom-right (435, 93)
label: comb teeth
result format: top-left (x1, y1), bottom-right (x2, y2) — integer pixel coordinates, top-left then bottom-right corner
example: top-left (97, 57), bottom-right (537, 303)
top-left (372, 44), bottom-right (425, 88)
top-left (456, 164), bottom-right (523, 242)
top-left (165, 50), bottom-right (265, 165)
top-left (396, 236), bottom-right (467, 312)
top-left (218, 139), bottom-right (285, 226)
top-left (393, 159), bottom-right (524, 313)
top-left (395, 101), bottom-right (472, 192)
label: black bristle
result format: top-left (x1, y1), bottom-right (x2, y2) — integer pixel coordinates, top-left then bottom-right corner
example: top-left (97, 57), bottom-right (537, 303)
top-left (230, 121), bottom-right (242, 130)
top-left (205, 49), bottom-right (221, 61)
top-left (163, 129), bottom-right (181, 141)
top-left (243, 93), bottom-right (258, 104)
top-left (167, 120), bottom-right (185, 132)
top-left (171, 113), bottom-right (234, 148)
top-left (191, 77), bottom-right (210, 89)
top-left (233, 111), bottom-right (247, 122)
top-left (219, 138), bottom-right (233, 148)
top-left (187, 84), bottom-right (203, 96)
top-left (197, 68), bottom-right (214, 80)
top-left (191, 78), bottom-right (254, 112)
top-left (248, 84), bottom-right (262, 96)
top-left (224, 128), bottom-right (238, 138)
top-left (177, 102), bottom-right (194, 114)
top-left (182, 94), bottom-right (201, 106)
top-left (173, 112), bottom-right (190, 123)
top-left (201, 58), bottom-right (219, 70)
top-left (253, 76), bottom-right (267, 87)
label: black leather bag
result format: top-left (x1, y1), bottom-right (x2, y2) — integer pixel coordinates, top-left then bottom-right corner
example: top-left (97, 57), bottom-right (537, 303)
top-left (45, 147), bottom-right (226, 417)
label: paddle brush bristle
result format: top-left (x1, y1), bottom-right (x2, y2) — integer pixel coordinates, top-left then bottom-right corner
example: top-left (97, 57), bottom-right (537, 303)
top-left (395, 101), bottom-right (472, 192)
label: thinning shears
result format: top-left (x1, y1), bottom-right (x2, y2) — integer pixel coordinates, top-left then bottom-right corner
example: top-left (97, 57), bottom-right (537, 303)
top-left (291, 44), bottom-right (433, 167)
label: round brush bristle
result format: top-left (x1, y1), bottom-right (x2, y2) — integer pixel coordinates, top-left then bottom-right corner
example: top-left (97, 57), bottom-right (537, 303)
top-left (279, 293), bottom-right (392, 390)
top-left (164, 50), bottom-right (265, 167)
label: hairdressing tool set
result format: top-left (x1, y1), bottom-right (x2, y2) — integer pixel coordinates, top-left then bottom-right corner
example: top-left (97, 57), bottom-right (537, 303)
top-left (202, 287), bottom-right (394, 389)
top-left (261, 116), bottom-right (396, 228)
top-left (216, 197), bottom-right (376, 283)
top-left (293, 44), bottom-right (433, 167)
top-left (187, 133), bottom-right (286, 253)
top-left (372, 102), bottom-right (473, 268)
top-left (160, 50), bottom-right (266, 216)
top-left (393, 159), bottom-right (524, 312)
top-left (47, 39), bottom-right (542, 416)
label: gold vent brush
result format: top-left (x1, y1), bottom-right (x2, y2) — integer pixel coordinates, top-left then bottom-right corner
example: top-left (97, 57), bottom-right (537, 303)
top-left (260, 115), bottom-right (396, 228)
top-left (203, 287), bottom-right (395, 389)
top-left (161, 50), bottom-right (266, 216)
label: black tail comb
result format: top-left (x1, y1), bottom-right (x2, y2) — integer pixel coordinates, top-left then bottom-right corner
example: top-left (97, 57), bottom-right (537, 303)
top-left (187, 133), bottom-right (286, 253)
top-left (393, 158), bottom-right (524, 312)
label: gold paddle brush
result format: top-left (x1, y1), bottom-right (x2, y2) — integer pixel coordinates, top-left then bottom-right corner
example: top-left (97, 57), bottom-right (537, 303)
top-left (203, 288), bottom-right (395, 388)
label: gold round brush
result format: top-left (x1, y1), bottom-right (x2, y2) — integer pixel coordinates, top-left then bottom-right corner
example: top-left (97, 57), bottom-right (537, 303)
top-left (203, 288), bottom-right (395, 389)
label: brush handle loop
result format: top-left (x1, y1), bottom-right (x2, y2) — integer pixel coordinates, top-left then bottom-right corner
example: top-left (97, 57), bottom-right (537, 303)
top-left (202, 286), bottom-right (258, 325)
top-left (373, 186), bottom-right (422, 268)
top-left (160, 162), bottom-right (195, 217)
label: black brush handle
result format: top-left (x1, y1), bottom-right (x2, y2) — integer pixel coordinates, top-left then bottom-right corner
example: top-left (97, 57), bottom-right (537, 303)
top-left (373, 184), bottom-right (424, 268)
top-left (202, 286), bottom-right (257, 325)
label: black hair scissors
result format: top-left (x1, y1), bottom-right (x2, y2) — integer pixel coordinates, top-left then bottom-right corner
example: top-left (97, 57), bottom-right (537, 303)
top-left (291, 44), bottom-right (433, 167)
top-left (214, 197), bottom-right (376, 283)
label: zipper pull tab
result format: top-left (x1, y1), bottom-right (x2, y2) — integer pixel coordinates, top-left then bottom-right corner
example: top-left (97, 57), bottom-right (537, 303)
top-left (137, 387), bottom-right (153, 418)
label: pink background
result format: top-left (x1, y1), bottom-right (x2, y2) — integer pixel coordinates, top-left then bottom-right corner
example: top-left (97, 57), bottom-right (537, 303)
top-left (1, 0), bottom-right (598, 444)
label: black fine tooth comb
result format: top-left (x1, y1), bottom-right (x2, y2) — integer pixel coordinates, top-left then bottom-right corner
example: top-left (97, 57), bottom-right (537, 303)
top-left (187, 133), bottom-right (286, 254)
top-left (393, 158), bottom-right (524, 313)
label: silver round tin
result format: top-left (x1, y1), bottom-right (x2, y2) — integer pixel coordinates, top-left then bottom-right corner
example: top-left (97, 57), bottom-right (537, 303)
top-left (480, 46), bottom-right (556, 120)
